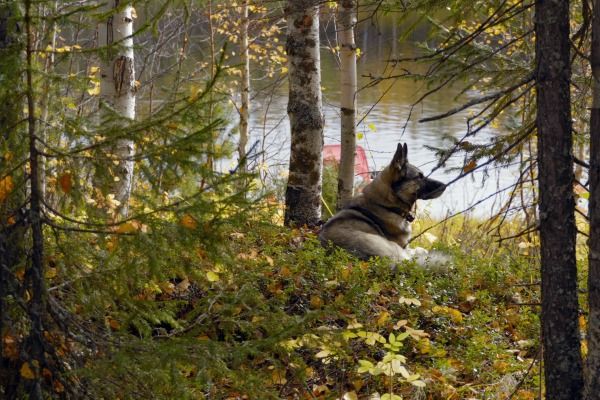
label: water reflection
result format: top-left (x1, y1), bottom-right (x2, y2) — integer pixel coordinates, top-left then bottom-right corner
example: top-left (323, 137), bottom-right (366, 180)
top-left (248, 31), bottom-right (517, 218)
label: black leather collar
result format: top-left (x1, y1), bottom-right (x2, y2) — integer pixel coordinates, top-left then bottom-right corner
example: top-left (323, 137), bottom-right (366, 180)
top-left (349, 205), bottom-right (415, 224)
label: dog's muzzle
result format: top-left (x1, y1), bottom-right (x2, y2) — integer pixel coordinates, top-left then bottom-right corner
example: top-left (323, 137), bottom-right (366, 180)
top-left (417, 178), bottom-right (446, 200)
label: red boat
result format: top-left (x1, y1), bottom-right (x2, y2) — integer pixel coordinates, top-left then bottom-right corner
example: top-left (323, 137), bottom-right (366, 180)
top-left (322, 144), bottom-right (371, 185)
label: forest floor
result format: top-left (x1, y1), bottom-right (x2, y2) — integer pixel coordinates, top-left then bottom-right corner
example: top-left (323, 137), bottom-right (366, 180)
top-left (163, 213), bottom-right (547, 400)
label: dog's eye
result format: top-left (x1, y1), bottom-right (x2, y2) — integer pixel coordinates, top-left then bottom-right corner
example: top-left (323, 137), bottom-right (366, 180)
top-left (418, 172), bottom-right (424, 180)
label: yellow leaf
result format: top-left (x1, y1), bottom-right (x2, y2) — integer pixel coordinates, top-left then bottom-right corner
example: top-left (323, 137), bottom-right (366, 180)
top-left (117, 222), bottom-right (136, 233)
top-left (447, 308), bottom-right (463, 323)
top-left (377, 311), bottom-right (390, 326)
top-left (271, 369), bottom-right (287, 385)
top-left (180, 214), bottom-right (198, 229)
top-left (368, 123), bottom-right (376, 131)
top-left (87, 82), bottom-right (100, 96)
top-left (45, 267), bottom-right (58, 279)
top-left (493, 359), bottom-right (509, 373)
top-left (58, 172), bottom-right (73, 194)
top-left (310, 295), bottom-right (324, 308)
top-left (20, 362), bottom-right (36, 380)
top-left (206, 271), bottom-right (220, 282)
top-left (130, 7), bottom-right (137, 18)
top-left (343, 391), bottom-right (358, 400)
top-left (89, 66), bottom-right (100, 74)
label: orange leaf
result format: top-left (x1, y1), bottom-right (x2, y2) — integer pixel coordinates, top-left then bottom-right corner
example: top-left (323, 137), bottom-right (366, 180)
top-left (463, 160), bottom-right (477, 173)
top-left (106, 316), bottom-right (121, 330)
top-left (53, 379), bottom-right (65, 393)
top-left (58, 172), bottom-right (73, 194)
top-left (0, 175), bottom-right (14, 205)
top-left (180, 214), bottom-right (198, 229)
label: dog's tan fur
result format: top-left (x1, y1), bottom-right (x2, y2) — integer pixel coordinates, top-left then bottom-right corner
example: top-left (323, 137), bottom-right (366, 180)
top-left (319, 143), bottom-right (446, 262)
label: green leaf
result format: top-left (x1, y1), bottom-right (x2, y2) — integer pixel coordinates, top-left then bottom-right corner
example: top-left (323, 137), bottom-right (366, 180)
top-left (206, 271), bottom-right (220, 282)
top-left (357, 359), bottom-right (374, 373)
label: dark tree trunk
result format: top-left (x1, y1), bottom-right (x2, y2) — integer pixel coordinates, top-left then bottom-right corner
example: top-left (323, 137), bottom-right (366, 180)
top-left (22, 2), bottom-right (46, 397)
top-left (284, 0), bottom-right (324, 227)
top-left (0, 2), bottom-right (26, 395)
top-left (586, 0), bottom-right (600, 397)
top-left (535, 0), bottom-right (584, 398)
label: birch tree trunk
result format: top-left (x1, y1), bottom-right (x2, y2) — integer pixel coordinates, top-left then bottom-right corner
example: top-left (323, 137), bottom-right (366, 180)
top-left (238, 0), bottom-right (250, 175)
top-left (586, 0), bottom-right (600, 396)
top-left (98, 1), bottom-right (135, 214)
top-left (284, 0), bottom-right (324, 227)
top-left (535, 0), bottom-right (584, 397)
top-left (337, 0), bottom-right (357, 210)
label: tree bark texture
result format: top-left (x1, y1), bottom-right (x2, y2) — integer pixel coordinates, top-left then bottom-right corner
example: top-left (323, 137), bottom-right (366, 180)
top-left (586, 0), bottom-right (600, 397)
top-left (24, 2), bottom-right (46, 397)
top-left (0, 3), bottom-right (26, 396)
top-left (238, 0), bottom-right (250, 175)
top-left (98, 1), bottom-right (136, 212)
top-left (284, 0), bottom-right (324, 227)
top-left (535, 0), bottom-right (584, 398)
top-left (337, 0), bottom-right (357, 210)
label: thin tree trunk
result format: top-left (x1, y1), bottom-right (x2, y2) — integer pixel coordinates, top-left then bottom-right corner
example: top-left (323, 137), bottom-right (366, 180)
top-left (337, 0), bottom-right (357, 209)
top-left (586, 0), bottom-right (600, 396)
top-left (24, 2), bottom-right (46, 397)
top-left (37, 0), bottom-right (58, 204)
top-left (284, 0), bottom-right (324, 227)
top-left (238, 0), bottom-right (250, 175)
top-left (98, 1), bottom-right (135, 215)
top-left (535, 0), bottom-right (584, 398)
top-left (206, 0), bottom-right (216, 173)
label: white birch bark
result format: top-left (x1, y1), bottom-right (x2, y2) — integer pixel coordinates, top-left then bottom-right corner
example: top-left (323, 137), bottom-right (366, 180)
top-left (238, 0), bottom-right (250, 174)
top-left (337, 0), bottom-right (357, 209)
top-left (98, 1), bottom-right (135, 214)
top-left (284, 0), bottom-right (324, 227)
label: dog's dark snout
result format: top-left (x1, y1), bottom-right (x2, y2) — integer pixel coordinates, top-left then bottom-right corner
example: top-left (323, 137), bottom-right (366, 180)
top-left (417, 178), bottom-right (446, 200)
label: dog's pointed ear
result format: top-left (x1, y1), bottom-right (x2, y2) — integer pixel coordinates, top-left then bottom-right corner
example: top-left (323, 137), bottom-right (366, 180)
top-left (391, 143), bottom-right (408, 170)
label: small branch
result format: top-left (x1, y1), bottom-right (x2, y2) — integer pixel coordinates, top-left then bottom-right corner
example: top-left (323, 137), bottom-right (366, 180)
top-left (418, 74), bottom-right (534, 123)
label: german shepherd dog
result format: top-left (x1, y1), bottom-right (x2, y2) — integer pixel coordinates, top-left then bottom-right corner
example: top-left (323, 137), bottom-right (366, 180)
top-left (319, 143), bottom-right (446, 263)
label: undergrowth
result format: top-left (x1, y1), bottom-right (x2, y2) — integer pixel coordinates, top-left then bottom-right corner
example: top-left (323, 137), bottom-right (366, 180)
top-left (134, 215), bottom-right (542, 399)
top-left (27, 211), bottom-right (543, 399)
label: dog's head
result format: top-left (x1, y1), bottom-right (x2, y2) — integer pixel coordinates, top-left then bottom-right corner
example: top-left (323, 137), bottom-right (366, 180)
top-left (363, 143), bottom-right (446, 210)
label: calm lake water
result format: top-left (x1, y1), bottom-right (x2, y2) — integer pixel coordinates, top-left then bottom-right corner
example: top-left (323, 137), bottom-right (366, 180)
top-left (240, 18), bottom-right (519, 218)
